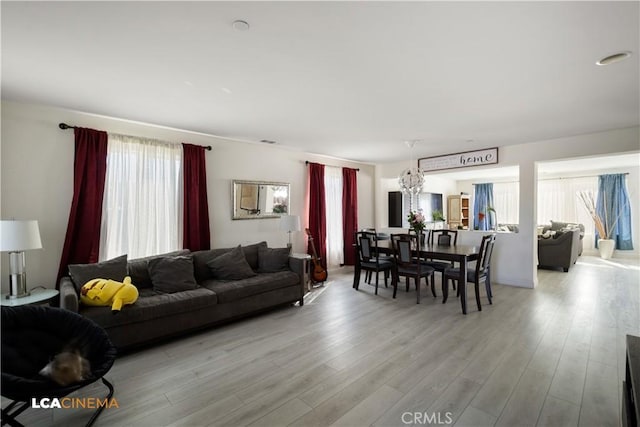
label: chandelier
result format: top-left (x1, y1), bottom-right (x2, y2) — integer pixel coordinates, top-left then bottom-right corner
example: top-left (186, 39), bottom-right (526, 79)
top-left (398, 140), bottom-right (425, 211)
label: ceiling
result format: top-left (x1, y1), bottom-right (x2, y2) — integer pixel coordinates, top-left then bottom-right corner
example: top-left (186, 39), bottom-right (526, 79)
top-left (2, 2), bottom-right (639, 163)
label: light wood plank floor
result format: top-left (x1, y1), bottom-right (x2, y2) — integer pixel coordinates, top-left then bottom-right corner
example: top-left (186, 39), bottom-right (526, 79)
top-left (7, 255), bottom-right (639, 427)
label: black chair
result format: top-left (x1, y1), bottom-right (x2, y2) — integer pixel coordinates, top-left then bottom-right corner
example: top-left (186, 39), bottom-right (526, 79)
top-left (1, 306), bottom-right (117, 427)
top-left (354, 231), bottom-right (394, 295)
top-left (359, 229), bottom-right (393, 284)
top-left (424, 229), bottom-right (459, 292)
top-left (443, 233), bottom-right (496, 311)
top-left (430, 229), bottom-right (459, 246)
top-left (390, 234), bottom-right (435, 304)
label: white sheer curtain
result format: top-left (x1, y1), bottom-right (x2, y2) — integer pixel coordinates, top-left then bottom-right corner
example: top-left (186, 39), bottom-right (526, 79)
top-left (538, 176), bottom-right (598, 250)
top-left (324, 166), bottom-right (344, 267)
top-left (493, 182), bottom-right (519, 224)
top-left (99, 134), bottom-right (183, 260)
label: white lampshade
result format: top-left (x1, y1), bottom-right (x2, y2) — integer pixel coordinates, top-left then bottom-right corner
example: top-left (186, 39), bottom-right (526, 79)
top-left (0, 220), bottom-right (42, 252)
top-left (279, 215), bottom-right (301, 232)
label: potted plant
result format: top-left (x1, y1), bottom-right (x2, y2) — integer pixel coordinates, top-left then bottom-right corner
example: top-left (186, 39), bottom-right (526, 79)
top-left (577, 191), bottom-right (625, 259)
top-left (431, 209), bottom-right (445, 222)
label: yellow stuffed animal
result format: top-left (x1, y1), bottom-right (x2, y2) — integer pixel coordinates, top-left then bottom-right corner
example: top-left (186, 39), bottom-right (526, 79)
top-left (80, 276), bottom-right (139, 313)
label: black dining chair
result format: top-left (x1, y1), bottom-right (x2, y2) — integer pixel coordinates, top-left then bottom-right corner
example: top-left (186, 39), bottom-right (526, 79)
top-left (360, 229), bottom-right (393, 284)
top-left (390, 234), bottom-right (435, 304)
top-left (443, 233), bottom-right (496, 311)
top-left (430, 229), bottom-right (459, 246)
top-left (354, 231), bottom-right (394, 295)
top-left (424, 229), bottom-right (459, 292)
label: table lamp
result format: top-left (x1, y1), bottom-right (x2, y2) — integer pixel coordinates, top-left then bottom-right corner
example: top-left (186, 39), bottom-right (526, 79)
top-left (279, 215), bottom-right (301, 252)
top-left (0, 220), bottom-right (42, 299)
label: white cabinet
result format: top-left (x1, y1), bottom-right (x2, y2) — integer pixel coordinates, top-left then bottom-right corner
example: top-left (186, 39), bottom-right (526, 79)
top-left (447, 195), bottom-right (470, 229)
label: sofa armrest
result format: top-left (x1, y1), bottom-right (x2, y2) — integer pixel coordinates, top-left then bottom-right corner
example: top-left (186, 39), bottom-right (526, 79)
top-left (288, 256), bottom-right (306, 306)
top-left (59, 277), bottom-right (79, 313)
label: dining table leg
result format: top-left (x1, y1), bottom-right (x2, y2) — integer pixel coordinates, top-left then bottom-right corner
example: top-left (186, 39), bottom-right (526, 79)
top-left (459, 255), bottom-right (467, 314)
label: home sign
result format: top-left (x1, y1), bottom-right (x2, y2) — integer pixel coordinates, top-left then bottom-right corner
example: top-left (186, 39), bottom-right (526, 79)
top-left (418, 147), bottom-right (498, 172)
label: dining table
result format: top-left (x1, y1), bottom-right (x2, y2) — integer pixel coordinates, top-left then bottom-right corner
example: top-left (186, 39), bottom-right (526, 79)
top-left (353, 238), bottom-right (482, 315)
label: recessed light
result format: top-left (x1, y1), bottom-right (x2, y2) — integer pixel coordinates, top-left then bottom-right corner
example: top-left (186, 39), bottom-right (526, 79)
top-left (596, 51), bottom-right (632, 66)
top-left (232, 20), bottom-right (250, 31)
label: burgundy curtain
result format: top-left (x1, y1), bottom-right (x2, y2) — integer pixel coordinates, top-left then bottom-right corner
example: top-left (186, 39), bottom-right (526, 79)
top-left (56, 127), bottom-right (108, 285)
top-left (308, 162), bottom-right (327, 269)
top-left (342, 167), bottom-right (358, 265)
top-left (182, 143), bottom-right (211, 251)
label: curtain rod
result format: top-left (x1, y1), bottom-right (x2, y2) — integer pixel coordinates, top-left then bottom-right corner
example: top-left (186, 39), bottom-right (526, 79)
top-left (305, 160), bottom-right (359, 171)
top-left (472, 172), bottom-right (630, 185)
top-left (58, 123), bottom-right (212, 151)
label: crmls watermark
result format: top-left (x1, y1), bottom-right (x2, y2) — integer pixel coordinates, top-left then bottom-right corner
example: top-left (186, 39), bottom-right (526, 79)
top-left (401, 411), bottom-right (454, 425)
top-left (31, 397), bottom-right (119, 409)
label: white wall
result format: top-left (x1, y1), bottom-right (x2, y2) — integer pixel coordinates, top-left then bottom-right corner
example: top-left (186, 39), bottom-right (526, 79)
top-left (375, 160), bottom-right (458, 234)
top-left (374, 127), bottom-right (640, 288)
top-left (0, 101), bottom-right (375, 291)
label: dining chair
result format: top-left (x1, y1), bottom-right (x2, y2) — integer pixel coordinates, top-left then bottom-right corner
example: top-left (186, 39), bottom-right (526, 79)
top-left (357, 229), bottom-right (393, 285)
top-left (425, 229), bottom-right (459, 292)
top-left (430, 229), bottom-right (459, 246)
top-left (391, 233), bottom-right (422, 293)
top-left (390, 234), bottom-right (435, 304)
top-left (354, 231), bottom-right (394, 295)
top-left (443, 233), bottom-right (496, 311)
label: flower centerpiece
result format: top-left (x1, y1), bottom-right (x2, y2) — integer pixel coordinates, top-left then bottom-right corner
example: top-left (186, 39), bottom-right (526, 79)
top-left (408, 209), bottom-right (426, 234)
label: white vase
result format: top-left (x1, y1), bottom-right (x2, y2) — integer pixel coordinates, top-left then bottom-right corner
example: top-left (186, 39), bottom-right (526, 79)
top-left (598, 239), bottom-right (615, 259)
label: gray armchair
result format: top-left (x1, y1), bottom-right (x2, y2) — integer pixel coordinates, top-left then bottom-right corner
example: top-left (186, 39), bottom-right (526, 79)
top-left (538, 228), bottom-right (581, 272)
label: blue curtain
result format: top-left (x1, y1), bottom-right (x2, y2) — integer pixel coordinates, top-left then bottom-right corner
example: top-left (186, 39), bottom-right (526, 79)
top-left (596, 174), bottom-right (633, 250)
top-left (473, 183), bottom-right (495, 230)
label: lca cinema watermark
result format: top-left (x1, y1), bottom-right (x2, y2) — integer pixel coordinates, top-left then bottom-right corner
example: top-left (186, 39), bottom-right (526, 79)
top-left (401, 411), bottom-right (454, 425)
top-left (31, 397), bottom-right (119, 409)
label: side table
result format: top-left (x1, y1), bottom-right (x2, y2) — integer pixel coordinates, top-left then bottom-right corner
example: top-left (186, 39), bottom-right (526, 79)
top-left (1, 288), bottom-right (59, 307)
top-left (291, 253), bottom-right (312, 292)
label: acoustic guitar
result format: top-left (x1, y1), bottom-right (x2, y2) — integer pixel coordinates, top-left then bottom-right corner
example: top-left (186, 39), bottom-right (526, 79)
top-left (305, 228), bottom-right (328, 283)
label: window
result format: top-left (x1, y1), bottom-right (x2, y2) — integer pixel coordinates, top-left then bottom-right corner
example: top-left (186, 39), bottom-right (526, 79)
top-left (493, 182), bottom-right (519, 225)
top-left (324, 166), bottom-right (344, 266)
top-left (538, 176), bottom-right (597, 250)
top-left (99, 134), bottom-right (183, 260)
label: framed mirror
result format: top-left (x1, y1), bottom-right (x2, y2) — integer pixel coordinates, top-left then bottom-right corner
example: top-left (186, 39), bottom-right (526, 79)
top-left (232, 180), bottom-right (290, 220)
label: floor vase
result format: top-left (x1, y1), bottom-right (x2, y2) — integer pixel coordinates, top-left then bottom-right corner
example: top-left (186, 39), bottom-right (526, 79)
top-left (598, 239), bottom-right (615, 259)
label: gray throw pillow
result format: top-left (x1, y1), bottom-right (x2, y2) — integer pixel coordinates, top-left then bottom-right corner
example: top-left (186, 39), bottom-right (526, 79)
top-left (149, 255), bottom-right (198, 293)
top-left (128, 249), bottom-right (191, 289)
top-left (207, 245), bottom-right (257, 280)
top-left (68, 255), bottom-right (128, 294)
top-left (258, 246), bottom-right (290, 273)
top-left (241, 241), bottom-right (268, 271)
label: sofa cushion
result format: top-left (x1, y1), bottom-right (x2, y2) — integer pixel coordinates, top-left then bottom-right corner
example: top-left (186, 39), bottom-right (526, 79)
top-left (127, 250), bottom-right (190, 289)
top-left (192, 248), bottom-right (233, 283)
top-left (207, 245), bottom-right (257, 280)
top-left (68, 255), bottom-right (128, 294)
top-left (149, 255), bottom-right (199, 293)
top-left (258, 246), bottom-right (290, 273)
top-left (242, 241), bottom-right (268, 271)
top-left (80, 287), bottom-right (218, 329)
top-left (201, 271), bottom-right (300, 303)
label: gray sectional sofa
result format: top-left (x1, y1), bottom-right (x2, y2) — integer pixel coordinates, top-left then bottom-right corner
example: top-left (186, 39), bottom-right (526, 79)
top-left (59, 242), bottom-right (305, 350)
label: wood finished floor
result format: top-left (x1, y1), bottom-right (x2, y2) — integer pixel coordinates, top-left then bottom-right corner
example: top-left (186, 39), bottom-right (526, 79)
top-left (7, 255), bottom-right (640, 427)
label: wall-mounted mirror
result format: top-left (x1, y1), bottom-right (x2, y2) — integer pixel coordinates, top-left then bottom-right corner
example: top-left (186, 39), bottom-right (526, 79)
top-left (233, 180), bottom-right (290, 220)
